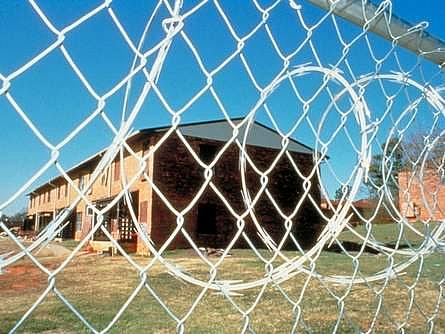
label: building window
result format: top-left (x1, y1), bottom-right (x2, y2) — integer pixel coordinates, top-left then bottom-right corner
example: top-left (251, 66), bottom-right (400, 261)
top-left (87, 173), bottom-right (92, 195)
top-left (142, 141), bottom-right (150, 157)
top-left (101, 169), bottom-right (108, 186)
top-left (199, 144), bottom-right (218, 164)
top-left (79, 175), bottom-right (85, 190)
top-left (114, 159), bottom-right (120, 181)
top-left (86, 206), bottom-right (94, 216)
top-left (57, 186), bottom-right (61, 199)
top-left (197, 203), bottom-right (217, 235)
top-left (413, 204), bottom-right (421, 216)
top-left (141, 142), bottom-right (151, 181)
top-left (47, 191), bottom-right (51, 202)
top-left (75, 212), bottom-right (82, 232)
top-left (64, 183), bottom-right (68, 197)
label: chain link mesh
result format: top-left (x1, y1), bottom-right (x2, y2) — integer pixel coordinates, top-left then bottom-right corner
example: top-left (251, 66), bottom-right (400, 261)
top-left (1, 0), bottom-right (445, 333)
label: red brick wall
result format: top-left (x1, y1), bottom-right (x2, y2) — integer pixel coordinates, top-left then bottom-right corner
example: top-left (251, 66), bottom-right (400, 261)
top-left (27, 129), bottom-right (323, 254)
top-left (398, 169), bottom-right (445, 222)
top-left (151, 133), bottom-right (322, 250)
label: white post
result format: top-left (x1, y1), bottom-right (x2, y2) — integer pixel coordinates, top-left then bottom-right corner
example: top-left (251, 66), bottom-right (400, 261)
top-left (305, 0), bottom-right (445, 66)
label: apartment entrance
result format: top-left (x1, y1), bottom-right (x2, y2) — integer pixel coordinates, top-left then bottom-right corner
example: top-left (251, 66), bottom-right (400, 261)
top-left (91, 191), bottom-right (139, 252)
top-left (56, 208), bottom-right (77, 239)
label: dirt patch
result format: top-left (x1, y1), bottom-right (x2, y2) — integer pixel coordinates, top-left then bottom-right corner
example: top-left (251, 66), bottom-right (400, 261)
top-left (0, 241), bottom-right (75, 295)
top-left (0, 261), bottom-right (58, 295)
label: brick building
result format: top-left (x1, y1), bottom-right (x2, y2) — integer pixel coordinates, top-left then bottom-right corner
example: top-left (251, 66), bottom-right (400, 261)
top-left (26, 118), bottom-right (322, 254)
top-left (398, 169), bottom-right (445, 222)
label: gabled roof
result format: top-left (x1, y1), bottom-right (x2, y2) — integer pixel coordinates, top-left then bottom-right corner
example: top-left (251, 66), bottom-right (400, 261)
top-left (28, 118), bottom-right (315, 195)
top-left (136, 117), bottom-right (314, 154)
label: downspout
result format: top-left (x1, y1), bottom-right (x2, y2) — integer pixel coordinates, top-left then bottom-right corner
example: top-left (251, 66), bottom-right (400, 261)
top-left (48, 181), bottom-right (58, 237)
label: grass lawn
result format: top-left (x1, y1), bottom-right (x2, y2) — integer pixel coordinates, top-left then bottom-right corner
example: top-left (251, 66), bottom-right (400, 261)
top-left (0, 222), bottom-right (444, 333)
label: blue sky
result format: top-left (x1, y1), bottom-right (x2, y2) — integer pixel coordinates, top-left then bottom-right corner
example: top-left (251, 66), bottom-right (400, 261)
top-left (0, 0), bottom-right (444, 215)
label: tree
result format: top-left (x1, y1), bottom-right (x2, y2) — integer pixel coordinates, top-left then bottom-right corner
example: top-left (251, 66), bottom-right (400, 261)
top-left (367, 131), bottom-right (445, 213)
top-left (402, 130), bottom-right (445, 169)
top-left (9, 209), bottom-right (26, 224)
top-left (334, 185), bottom-right (351, 200)
top-left (368, 137), bottom-right (404, 203)
top-left (3, 209), bottom-right (27, 228)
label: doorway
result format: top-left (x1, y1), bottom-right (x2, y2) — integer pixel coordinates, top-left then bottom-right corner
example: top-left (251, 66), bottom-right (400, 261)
top-left (197, 203), bottom-right (217, 235)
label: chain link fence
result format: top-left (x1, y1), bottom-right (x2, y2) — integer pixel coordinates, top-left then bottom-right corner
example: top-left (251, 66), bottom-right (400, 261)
top-left (1, 0), bottom-right (445, 333)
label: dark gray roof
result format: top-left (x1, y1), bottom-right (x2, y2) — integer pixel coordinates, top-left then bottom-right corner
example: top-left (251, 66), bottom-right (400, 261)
top-left (142, 118), bottom-right (314, 154)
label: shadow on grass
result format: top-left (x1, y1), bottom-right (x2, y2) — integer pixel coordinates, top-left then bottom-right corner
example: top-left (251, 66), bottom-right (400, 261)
top-left (324, 241), bottom-right (380, 254)
top-left (324, 241), bottom-right (412, 254)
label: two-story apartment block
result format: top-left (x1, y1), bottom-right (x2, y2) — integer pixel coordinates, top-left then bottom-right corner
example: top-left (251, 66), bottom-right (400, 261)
top-left (26, 118), bottom-right (322, 255)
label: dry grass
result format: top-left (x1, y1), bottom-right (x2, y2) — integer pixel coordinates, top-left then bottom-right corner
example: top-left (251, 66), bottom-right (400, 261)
top-left (0, 224), bottom-right (444, 333)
